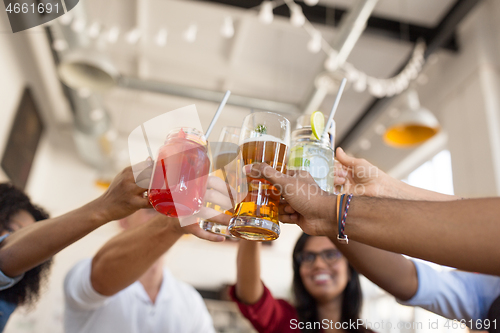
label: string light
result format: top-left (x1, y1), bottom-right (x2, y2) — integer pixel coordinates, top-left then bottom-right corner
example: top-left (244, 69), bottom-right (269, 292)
top-left (221, 17), bottom-right (234, 38)
top-left (290, 4), bottom-right (305, 27)
top-left (324, 51), bottom-right (339, 72)
top-left (183, 24), bottom-right (197, 43)
top-left (88, 22), bottom-right (101, 39)
top-left (304, 0), bottom-right (319, 5)
top-left (52, 39), bottom-right (68, 51)
top-left (71, 18), bottom-right (86, 33)
top-left (259, 1), bottom-right (274, 24)
top-left (55, 0), bottom-right (426, 99)
top-left (307, 30), bottom-right (322, 53)
top-left (106, 27), bottom-right (120, 44)
top-left (125, 28), bottom-right (141, 44)
top-left (59, 12), bottom-right (73, 26)
top-left (155, 28), bottom-right (168, 47)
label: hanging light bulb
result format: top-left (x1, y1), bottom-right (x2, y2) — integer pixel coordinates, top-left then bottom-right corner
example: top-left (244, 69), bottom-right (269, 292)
top-left (125, 28), bottom-right (141, 44)
top-left (183, 24), bottom-right (197, 43)
top-left (88, 22), bottom-right (101, 39)
top-left (359, 138), bottom-right (371, 150)
top-left (304, 0), bottom-right (319, 5)
top-left (307, 30), bottom-right (322, 53)
top-left (324, 51), bottom-right (339, 71)
top-left (259, 1), bottom-right (274, 24)
top-left (383, 89), bottom-right (440, 148)
top-left (221, 16), bottom-right (234, 39)
top-left (353, 73), bottom-right (367, 92)
top-left (290, 4), bottom-right (305, 27)
top-left (107, 27), bottom-right (120, 44)
top-left (59, 12), bottom-right (73, 26)
top-left (52, 39), bottom-right (68, 51)
top-left (155, 28), bottom-right (168, 47)
top-left (368, 79), bottom-right (385, 98)
top-left (71, 18), bottom-right (86, 33)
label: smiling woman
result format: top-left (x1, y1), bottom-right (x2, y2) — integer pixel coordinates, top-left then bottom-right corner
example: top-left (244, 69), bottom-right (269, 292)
top-left (231, 233), bottom-right (371, 333)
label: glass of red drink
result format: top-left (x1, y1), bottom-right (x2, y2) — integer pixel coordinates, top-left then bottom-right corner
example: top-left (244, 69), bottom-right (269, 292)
top-left (148, 128), bottom-right (210, 217)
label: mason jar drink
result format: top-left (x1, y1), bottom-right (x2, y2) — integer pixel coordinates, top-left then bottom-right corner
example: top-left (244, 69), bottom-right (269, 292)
top-left (288, 117), bottom-right (336, 194)
top-left (148, 128), bottom-right (210, 217)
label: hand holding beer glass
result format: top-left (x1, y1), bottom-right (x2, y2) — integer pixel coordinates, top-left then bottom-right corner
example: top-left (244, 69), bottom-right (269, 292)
top-left (229, 112), bottom-right (290, 241)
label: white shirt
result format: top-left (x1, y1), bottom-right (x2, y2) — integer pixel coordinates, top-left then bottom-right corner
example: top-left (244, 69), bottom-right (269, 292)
top-left (64, 259), bottom-right (215, 333)
top-left (398, 260), bottom-right (500, 326)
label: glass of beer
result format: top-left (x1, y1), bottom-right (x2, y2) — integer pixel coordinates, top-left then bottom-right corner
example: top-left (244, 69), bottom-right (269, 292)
top-left (199, 127), bottom-right (241, 237)
top-left (229, 112), bottom-right (290, 241)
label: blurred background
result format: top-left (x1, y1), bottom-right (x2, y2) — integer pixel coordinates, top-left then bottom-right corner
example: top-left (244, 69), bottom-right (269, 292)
top-left (1, 0), bottom-right (500, 332)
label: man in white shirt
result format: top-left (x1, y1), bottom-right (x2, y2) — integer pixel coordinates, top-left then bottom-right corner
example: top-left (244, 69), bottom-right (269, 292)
top-left (64, 209), bottom-right (227, 333)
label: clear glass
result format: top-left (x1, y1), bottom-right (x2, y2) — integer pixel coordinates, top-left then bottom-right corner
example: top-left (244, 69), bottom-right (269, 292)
top-left (229, 112), bottom-right (290, 241)
top-left (288, 124), bottom-right (336, 194)
top-left (148, 128), bottom-right (210, 217)
top-left (199, 126), bottom-right (241, 237)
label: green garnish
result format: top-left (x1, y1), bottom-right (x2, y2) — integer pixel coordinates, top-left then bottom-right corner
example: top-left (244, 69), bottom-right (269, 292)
top-left (255, 124), bottom-right (267, 134)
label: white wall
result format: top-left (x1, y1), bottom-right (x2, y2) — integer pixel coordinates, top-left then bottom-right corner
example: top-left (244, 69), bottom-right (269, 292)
top-left (0, 12), bottom-right (26, 182)
top-left (395, 0), bottom-right (500, 197)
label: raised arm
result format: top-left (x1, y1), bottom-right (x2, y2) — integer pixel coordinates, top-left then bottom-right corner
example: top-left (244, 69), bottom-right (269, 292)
top-left (90, 215), bottom-right (181, 296)
top-left (331, 148), bottom-right (460, 300)
top-left (0, 165), bottom-right (150, 278)
top-left (335, 147), bottom-right (459, 201)
top-left (249, 162), bottom-right (500, 277)
top-left (91, 180), bottom-right (231, 296)
top-left (235, 240), bottom-right (264, 304)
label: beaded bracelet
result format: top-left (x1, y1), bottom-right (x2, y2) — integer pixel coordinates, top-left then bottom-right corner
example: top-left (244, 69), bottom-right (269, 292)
top-left (337, 194), bottom-right (353, 244)
top-left (337, 194), bottom-right (344, 240)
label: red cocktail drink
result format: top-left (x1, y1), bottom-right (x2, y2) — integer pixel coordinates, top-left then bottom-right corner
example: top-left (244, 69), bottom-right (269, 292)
top-left (148, 128), bottom-right (210, 217)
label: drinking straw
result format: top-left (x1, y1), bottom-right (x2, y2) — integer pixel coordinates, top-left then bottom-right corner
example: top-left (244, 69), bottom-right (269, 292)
top-left (321, 78), bottom-right (347, 141)
top-left (205, 90), bottom-right (232, 138)
top-left (141, 123), bottom-right (154, 160)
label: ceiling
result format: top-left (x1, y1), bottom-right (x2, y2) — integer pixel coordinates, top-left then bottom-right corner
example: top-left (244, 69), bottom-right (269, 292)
top-left (48, 0), bottom-right (475, 171)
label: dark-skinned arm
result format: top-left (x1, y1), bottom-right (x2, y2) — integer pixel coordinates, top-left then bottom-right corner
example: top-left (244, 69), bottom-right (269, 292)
top-left (0, 166), bottom-right (150, 277)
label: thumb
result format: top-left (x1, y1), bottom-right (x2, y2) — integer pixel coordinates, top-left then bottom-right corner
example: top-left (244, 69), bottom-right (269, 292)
top-left (248, 163), bottom-right (291, 187)
top-left (335, 147), bottom-right (357, 167)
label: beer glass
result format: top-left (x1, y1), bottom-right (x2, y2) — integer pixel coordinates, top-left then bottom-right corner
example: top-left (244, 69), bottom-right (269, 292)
top-left (199, 127), bottom-right (241, 237)
top-left (229, 112), bottom-right (290, 241)
top-left (148, 128), bottom-right (210, 217)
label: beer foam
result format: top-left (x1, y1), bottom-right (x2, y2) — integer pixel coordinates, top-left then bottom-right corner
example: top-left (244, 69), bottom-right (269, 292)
top-left (243, 134), bottom-right (287, 146)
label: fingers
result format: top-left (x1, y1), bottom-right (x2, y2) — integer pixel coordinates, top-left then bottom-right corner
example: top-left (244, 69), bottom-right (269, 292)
top-left (196, 207), bottom-right (231, 225)
top-left (279, 213), bottom-right (299, 223)
top-left (207, 176), bottom-right (230, 194)
top-left (287, 169), bottom-right (312, 179)
top-left (135, 166), bottom-right (154, 189)
top-left (204, 189), bottom-right (233, 211)
top-left (185, 224), bottom-right (225, 242)
top-left (279, 203), bottom-right (295, 215)
top-left (335, 147), bottom-right (357, 167)
top-left (247, 163), bottom-right (292, 187)
top-left (135, 197), bottom-right (152, 209)
top-left (334, 176), bottom-right (347, 186)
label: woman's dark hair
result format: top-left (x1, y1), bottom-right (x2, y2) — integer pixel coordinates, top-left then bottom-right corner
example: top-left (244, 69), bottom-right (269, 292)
top-left (0, 183), bottom-right (53, 307)
top-left (292, 233), bottom-right (365, 333)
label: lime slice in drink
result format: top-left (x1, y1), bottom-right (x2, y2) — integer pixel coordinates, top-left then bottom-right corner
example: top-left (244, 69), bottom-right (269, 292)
top-left (289, 146), bottom-right (310, 167)
top-left (310, 111), bottom-right (325, 140)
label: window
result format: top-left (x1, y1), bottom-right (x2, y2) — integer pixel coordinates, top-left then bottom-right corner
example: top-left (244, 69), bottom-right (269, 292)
top-left (404, 150), bottom-right (454, 195)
